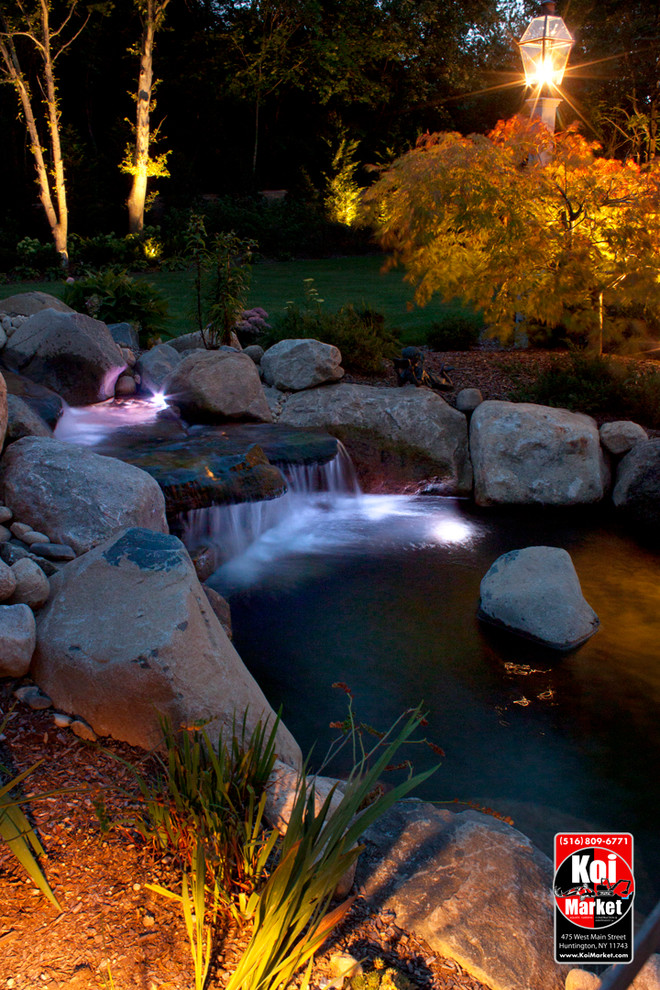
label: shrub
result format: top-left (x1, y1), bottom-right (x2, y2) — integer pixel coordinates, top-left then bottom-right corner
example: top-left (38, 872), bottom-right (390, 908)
top-left (267, 282), bottom-right (399, 375)
top-left (512, 352), bottom-right (660, 428)
top-left (63, 269), bottom-right (169, 346)
top-left (426, 315), bottom-right (482, 351)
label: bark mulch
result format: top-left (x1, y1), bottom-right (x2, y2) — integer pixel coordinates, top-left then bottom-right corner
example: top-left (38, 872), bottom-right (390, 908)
top-left (0, 683), bottom-right (490, 990)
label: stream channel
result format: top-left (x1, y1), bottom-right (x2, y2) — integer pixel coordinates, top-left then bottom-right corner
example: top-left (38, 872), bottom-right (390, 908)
top-left (56, 397), bottom-right (660, 914)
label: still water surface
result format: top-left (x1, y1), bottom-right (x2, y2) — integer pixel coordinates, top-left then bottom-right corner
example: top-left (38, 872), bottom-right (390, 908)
top-left (207, 494), bottom-right (660, 913)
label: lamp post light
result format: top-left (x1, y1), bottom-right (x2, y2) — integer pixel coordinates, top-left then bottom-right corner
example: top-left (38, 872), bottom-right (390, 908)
top-left (518, 0), bottom-right (574, 135)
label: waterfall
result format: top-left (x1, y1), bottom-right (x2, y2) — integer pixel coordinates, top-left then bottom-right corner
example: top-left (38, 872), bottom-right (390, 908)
top-left (178, 442), bottom-right (362, 565)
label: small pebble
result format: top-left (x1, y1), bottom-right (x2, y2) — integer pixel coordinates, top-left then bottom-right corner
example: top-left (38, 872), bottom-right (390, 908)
top-left (13, 685), bottom-right (53, 710)
top-left (10, 522), bottom-right (32, 539)
top-left (0, 525), bottom-right (11, 543)
top-left (142, 912), bottom-right (155, 928)
top-left (71, 719), bottom-right (97, 742)
top-left (53, 712), bottom-right (72, 728)
top-left (21, 531), bottom-right (50, 546)
top-left (0, 506), bottom-right (13, 524)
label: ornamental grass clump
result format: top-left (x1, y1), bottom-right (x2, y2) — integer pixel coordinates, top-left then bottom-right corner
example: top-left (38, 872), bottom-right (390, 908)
top-left (127, 712), bottom-right (280, 920)
top-left (225, 700), bottom-right (438, 990)
top-left (0, 711), bottom-right (62, 910)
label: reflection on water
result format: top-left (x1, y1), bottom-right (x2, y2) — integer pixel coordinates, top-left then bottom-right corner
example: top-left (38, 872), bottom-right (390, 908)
top-left (208, 497), bottom-right (660, 914)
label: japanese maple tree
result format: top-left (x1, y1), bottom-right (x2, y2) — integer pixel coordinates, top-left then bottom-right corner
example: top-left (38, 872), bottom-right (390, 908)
top-left (365, 115), bottom-right (660, 352)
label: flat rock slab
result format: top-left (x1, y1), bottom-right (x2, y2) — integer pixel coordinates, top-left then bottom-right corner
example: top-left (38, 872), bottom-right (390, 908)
top-left (357, 799), bottom-right (564, 990)
top-left (92, 422), bottom-right (338, 513)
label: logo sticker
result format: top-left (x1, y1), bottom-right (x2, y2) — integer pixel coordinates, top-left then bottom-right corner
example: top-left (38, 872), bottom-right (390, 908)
top-left (554, 833), bottom-right (634, 964)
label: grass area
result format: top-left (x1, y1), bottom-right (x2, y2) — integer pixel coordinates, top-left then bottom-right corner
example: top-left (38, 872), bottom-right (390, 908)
top-left (0, 255), bottom-right (481, 345)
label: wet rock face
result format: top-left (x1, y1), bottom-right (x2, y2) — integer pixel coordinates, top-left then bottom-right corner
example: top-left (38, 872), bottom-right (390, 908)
top-left (279, 382), bottom-right (472, 495)
top-left (478, 546), bottom-right (599, 651)
top-left (92, 421), bottom-right (339, 514)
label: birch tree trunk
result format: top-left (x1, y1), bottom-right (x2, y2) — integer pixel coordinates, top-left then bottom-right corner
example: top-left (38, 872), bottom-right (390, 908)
top-left (0, 1), bottom-right (78, 267)
top-left (126, 0), bottom-right (169, 234)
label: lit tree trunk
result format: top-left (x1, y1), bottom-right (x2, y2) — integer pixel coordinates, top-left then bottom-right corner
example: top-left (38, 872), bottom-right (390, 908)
top-left (0, 2), bottom-right (75, 268)
top-left (126, 0), bottom-right (169, 234)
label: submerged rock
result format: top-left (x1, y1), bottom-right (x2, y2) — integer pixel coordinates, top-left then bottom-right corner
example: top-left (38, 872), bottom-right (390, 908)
top-left (478, 546), bottom-right (599, 651)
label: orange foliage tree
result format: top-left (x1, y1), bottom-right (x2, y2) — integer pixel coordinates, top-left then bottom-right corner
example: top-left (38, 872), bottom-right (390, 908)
top-left (364, 115), bottom-right (660, 352)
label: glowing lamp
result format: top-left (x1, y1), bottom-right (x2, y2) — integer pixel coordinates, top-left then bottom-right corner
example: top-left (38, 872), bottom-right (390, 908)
top-left (518, 1), bottom-right (574, 89)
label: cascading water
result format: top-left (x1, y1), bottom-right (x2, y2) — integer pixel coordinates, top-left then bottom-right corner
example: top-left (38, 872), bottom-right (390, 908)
top-left (54, 393), bottom-right (169, 445)
top-left (53, 396), bottom-right (660, 913)
top-left (178, 440), bottom-right (363, 566)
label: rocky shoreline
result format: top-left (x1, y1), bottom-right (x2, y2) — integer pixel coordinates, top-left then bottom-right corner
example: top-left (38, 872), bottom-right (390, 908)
top-left (1, 290), bottom-right (659, 990)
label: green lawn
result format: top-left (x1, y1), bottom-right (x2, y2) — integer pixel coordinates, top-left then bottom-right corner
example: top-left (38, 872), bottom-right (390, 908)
top-left (0, 255), bottom-right (481, 345)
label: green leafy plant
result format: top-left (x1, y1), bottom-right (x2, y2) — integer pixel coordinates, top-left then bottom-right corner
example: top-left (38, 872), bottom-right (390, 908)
top-left (148, 841), bottom-right (219, 990)
top-left (185, 212), bottom-right (257, 348)
top-left (269, 279), bottom-right (399, 375)
top-left (224, 702), bottom-right (438, 990)
top-left (0, 712), bottom-right (61, 910)
top-left (62, 268), bottom-right (169, 345)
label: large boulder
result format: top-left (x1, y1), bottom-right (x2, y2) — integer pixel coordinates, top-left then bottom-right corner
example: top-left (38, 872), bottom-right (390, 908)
top-left (31, 527), bottom-right (301, 765)
top-left (470, 401), bottom-right (609, 506)
top-left (0, 436), bottom-right (168, 554)
top-left (261, 338), bottom-right (344, 391)
top-left (612, 439), bottom-right (660, 539)
top-left (163, 349), bottom-right (272, 424)
top-left (279, 383), bottom-right (472, 494)
top-left (5, 393), bottom-right (53, 444)
top-left (136, 342), bottom-right (182, 395)
top-left (0, 372), bottom-right (6, 449)
top-left (357, 799), bottom-right (564, 990)
top-left (478, 546), bottom-right (599, 651)
top-left (0, 291), bottom-right (73, 317)
top-left (3, 309), bottom-right (126, 405)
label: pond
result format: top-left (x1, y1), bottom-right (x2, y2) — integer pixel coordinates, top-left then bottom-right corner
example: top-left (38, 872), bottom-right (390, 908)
top-left (57, 400), bottom-right (660, 915)
top-left (204, 489), bottom-right (660, 916)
